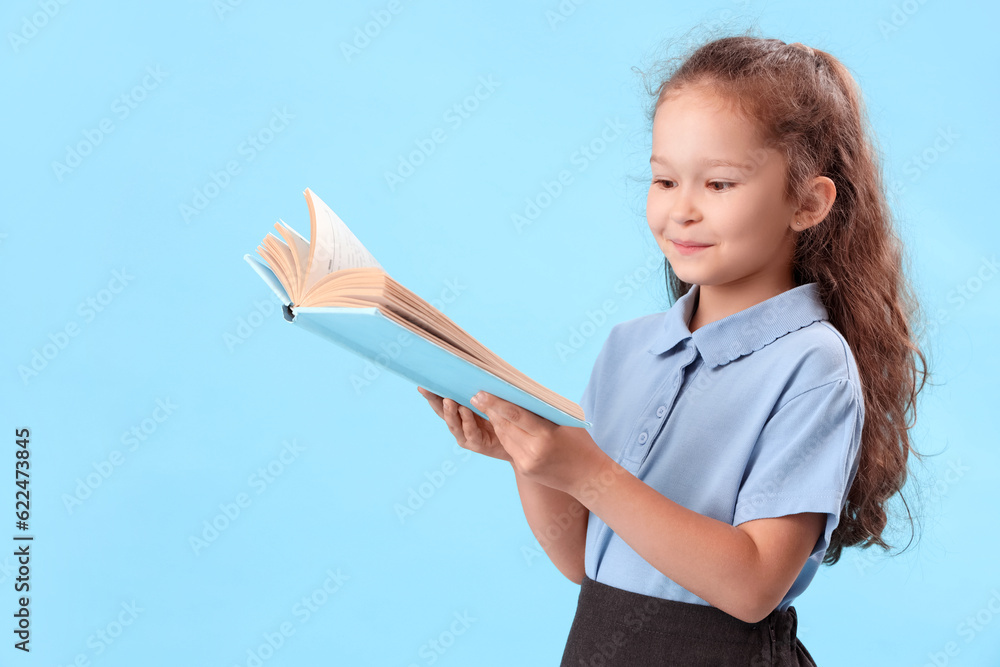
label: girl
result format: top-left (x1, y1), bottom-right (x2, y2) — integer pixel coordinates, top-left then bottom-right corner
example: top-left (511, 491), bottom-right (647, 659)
top-left (418, 34), bottom-right (928, 665)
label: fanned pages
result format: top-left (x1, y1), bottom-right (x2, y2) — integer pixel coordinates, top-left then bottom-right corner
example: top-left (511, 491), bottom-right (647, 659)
top-left (249, 187), bottom-right (587, 426)
top-left (304, 187), bottom-right (382, 292)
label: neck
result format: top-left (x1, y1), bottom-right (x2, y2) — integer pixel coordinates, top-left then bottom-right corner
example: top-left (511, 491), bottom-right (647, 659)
top-left (688, 277), bottom-right (797, 333)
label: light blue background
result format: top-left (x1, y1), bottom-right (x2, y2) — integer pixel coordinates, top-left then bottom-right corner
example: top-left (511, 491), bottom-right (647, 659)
top-left (2, 0), bottom-right (998, 665)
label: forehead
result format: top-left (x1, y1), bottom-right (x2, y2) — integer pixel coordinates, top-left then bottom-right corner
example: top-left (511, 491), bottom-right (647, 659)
top-left (651, 88), bottom-right (768, 162)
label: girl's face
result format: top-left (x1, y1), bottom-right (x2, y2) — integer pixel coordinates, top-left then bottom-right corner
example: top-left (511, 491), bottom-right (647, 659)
top-left (647, 86), bottom-right (800, 293)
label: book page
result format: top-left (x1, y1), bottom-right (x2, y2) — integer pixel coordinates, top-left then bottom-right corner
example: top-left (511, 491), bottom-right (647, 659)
top-left (274, 220), bottom-right (311, 300)
top-left (303, 188), bottom-right (382, 292)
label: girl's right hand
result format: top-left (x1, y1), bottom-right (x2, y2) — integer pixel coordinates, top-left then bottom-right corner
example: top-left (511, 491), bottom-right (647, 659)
top-left (417, 386), bottom-right (513, 464)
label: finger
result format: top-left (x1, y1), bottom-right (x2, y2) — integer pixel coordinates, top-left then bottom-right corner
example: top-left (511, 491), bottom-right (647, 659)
top-left (471, 391), bottom-right (543, 435)
top-left (418, 386), bottom-right (439, 402)
top-left (469, 407), bottom-right (494, 434)
top-left (442, 398), bottom-right (465, 434)
top-left (458, 405), bottom-right (482, 446)
top-left (460, 405), bottom-right (496, 447)
top-left (418, 387), bottom-right (446, 420)
top-left (425, 391), bottom-right (461, 434)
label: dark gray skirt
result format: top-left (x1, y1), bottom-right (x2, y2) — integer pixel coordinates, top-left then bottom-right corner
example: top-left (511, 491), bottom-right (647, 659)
top-left (560, 574), bottom-right (818, 666)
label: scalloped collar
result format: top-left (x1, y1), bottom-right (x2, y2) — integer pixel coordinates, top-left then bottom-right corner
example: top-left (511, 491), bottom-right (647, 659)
top-left (647, 282), bottom-right (829, 367)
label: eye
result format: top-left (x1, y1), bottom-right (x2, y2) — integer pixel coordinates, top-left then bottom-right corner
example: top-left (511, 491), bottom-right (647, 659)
top-left (710, 181), bottom-right (735, 192)
top-left (652, 179), bottom-right (674, 188)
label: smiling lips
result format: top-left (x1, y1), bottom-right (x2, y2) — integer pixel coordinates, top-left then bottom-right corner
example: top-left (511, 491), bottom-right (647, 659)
top-left (671, 239), bottom-right (712, 255)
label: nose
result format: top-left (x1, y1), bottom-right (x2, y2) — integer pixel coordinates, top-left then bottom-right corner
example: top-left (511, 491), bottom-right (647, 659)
top-left (669, 184), bottom-right (701, 225)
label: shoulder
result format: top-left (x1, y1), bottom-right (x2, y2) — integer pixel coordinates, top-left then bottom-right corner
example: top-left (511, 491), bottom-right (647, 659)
top-left (782, 320), bottom-right (859, 384)
top-left (591, 310), bottom-right (665, 359)
top-left (608, 310), bottom-right (665, 342)
top-left (766, 320), bottom-right (864, 414)
top-left (581, 311), bottom-right (668, 395)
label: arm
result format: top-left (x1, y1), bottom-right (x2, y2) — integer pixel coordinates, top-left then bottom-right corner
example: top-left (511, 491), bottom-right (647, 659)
top-left (416, 387), bottom-right (588, 583)
top-left (511, 465), bottom-right (588, 584)
top-left (573, 453), bottom-right (825, 623)
top-left (469, 378), bottom-right (858, 624)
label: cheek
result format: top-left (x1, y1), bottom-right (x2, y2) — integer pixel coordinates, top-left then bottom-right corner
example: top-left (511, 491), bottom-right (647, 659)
top-left (646, 189), bottom-right (664, 227)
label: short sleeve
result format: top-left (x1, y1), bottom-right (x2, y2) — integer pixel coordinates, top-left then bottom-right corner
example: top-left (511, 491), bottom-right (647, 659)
top-left (578, 326), bottom-right (616, 440)
top-left (578, 343), bottom-right (603, 439)
top-left (580, 376), bottom-right (595, 435)
top-left (734, 378), bottom-right (864, 559)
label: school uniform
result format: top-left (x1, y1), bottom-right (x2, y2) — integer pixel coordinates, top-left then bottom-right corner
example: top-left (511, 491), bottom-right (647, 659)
top-left (560, 282), bottom-right (864, 666)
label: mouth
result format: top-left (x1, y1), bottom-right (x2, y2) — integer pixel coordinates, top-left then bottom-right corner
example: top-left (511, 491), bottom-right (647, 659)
top-left (671, 240), bottom-right (712, 255)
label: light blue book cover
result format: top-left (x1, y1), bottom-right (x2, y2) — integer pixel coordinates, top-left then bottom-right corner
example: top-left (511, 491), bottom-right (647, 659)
top-left (243, 193), bottom-right (590, 429)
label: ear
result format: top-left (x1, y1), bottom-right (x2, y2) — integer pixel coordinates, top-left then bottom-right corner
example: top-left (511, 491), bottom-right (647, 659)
top-left (793, 176), bottom-right (836, 231)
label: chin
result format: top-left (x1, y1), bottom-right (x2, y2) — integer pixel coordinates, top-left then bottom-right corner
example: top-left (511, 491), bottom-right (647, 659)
top-left (664, 260), bottom-right (691, 282)
top-left (672, 269), bottom-right (706, 286)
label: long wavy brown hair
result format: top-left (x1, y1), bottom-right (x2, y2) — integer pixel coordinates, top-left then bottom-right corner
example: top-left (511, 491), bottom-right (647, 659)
top-left (639, 33), bottom-right (931, 565)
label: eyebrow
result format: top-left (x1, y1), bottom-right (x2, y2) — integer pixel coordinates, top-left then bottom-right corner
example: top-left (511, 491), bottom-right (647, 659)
top-left (650, 155), bottom-right (753, 170)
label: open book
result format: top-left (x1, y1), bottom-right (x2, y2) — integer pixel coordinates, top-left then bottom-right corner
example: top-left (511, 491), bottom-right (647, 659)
top-left (244, 188), bottom-right (589, 428)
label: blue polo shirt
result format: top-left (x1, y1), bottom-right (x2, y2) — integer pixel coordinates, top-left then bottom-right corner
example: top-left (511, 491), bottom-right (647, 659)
top-left (579, 281), bottom-right (864, 613)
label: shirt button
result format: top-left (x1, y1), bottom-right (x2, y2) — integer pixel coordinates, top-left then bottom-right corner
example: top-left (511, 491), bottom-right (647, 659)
top-left (638, 432), bottom-right (648, 444)
top-left (656, 405), bottom-right (666, 418)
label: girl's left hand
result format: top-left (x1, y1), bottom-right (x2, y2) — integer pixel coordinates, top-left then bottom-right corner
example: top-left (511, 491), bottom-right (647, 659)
top-left (469, 390), bottom-right (604, 496)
